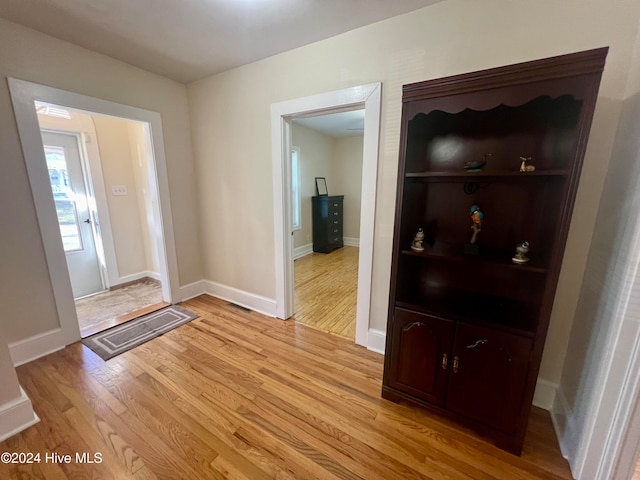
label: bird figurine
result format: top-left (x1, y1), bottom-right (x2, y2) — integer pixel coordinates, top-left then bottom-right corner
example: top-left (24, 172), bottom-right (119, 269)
top-left (464, 153), bottom-right (491, 172)
top-left (469, 205), bottom-right (483, 244)
top-left (512, 242), bottom-right (530, 263)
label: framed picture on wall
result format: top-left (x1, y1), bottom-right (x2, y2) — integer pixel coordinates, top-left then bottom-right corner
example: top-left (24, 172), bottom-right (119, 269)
top-left (315, 177), bottom-right (328, 196)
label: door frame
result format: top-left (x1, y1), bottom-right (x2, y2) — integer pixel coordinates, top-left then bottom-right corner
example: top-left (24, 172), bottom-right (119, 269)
top-left (8, 78), bottom-right (180, 346)
top-left (40, 129), bottom-right (108, 296)
top-left (270, 83), bottom-right (382, 348)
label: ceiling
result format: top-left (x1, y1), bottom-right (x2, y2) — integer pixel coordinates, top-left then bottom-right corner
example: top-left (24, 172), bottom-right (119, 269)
top-left (0, 0), bottom-right (442, 84)
top-left (294, 110), bottom-right (364, 138)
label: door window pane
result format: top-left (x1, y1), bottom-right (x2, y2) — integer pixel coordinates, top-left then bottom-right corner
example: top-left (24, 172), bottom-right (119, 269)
top-left (45, 145), bottom-right (83, 251)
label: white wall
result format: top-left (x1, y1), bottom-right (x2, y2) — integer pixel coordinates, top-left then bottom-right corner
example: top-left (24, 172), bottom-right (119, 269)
top-left (291, 123), bottom-right (332, 248)
top-left (291, 124), bottom-right (364, 249)
top-left (92, 115), bottom-right (151, 279)
top-left (187, 0), bottom-right (640, 389)
top-left (128, 121), bottom-right (161, 275)
top-left (330, 135), bottom-right (363, 241)
top-left (554, 19), bottom-right (640, 474)
top-left (0, 18), bottom-right (201, 344)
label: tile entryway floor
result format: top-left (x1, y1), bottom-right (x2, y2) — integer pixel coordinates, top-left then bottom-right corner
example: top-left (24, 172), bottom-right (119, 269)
top-left (75, 278), bottom-right (165, 337)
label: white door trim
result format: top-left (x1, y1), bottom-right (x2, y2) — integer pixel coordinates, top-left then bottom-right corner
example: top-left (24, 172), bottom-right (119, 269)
top-left (270, 83), bottom-right (382, 348)
top-left (8, 78), bottom-right (180, 346)
top-left (574, 241), bottom-right (640, 479)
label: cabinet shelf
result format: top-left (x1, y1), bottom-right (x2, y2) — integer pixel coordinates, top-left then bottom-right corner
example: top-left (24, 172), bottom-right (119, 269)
top-left (405, 170), bottom-right (569, 183)
top-left (400, 247), bottom-right (547, 274)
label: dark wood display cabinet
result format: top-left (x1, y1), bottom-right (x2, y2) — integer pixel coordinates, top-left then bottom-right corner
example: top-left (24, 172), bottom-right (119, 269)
top-left (312, 195), bottom-right (344, 253)
top-left (382, 48), bottom-right (608, 454)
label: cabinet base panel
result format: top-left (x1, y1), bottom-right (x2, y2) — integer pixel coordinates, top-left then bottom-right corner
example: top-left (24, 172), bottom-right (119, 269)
top-left (381, 385), bottom-right (524, 456)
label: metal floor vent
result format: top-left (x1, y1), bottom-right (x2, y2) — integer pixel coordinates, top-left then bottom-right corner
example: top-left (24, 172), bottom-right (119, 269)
top-left (228, 302), bottom-right (251, 313)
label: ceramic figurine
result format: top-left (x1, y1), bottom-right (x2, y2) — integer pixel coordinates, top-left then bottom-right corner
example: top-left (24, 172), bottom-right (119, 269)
top-left (469, 205), bottom-right (483, 244)
top-left (411, 228), bottom-right (425, 252)
top-left (519, 156), bottom-right (535, 172)
top-left (464, 153), bottom-right (491, 172)
top-left (512, 241), bottom-right (530, 263)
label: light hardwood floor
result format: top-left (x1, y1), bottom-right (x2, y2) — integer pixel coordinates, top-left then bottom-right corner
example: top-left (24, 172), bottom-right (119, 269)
top-left (0, 295), bottom-right (571, 479)
top-left (294, 246), bottom-right (358, 339)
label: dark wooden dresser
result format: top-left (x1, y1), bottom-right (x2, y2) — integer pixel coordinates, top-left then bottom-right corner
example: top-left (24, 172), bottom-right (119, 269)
top-left (312, 195), bottom-right (344, 253)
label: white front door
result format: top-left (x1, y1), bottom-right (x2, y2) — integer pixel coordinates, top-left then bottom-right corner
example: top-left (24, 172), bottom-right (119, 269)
top-left (42, 131), bottom-right (104, 298)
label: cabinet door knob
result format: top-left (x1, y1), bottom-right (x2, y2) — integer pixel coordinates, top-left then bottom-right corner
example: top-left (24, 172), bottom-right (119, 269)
top-left (453, 356), bottom-right (459, 373)
top-left (441, 353), bottom-right (448, 370)
top-left (466, 339), bottom-right (488, 349)
top-left (402, 321), bottom-right (425, 332)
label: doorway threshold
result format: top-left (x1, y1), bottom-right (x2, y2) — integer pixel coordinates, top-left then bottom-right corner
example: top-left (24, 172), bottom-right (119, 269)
top-left (80, 301), bottom-right (170, 338)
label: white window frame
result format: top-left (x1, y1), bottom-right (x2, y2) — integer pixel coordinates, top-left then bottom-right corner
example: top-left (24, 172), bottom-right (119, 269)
top-left (291, 146), bottom-right (301, 231)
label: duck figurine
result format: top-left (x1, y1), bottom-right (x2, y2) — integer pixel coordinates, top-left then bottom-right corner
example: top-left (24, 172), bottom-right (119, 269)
top-left (464, 153), bottom-right (491, 172)
top-left (512, 242), bottom-right (530, 263)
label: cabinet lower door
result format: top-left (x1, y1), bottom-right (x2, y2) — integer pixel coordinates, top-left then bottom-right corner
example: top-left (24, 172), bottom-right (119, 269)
top-left (445, 324), bottom-right (532, 434)
top-left (388, 308), bottom-right (454, 405)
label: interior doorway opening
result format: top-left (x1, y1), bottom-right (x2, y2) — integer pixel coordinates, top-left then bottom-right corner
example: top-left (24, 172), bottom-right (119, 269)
top-left (271, 83), bottom-right (382, 350)
top-left (9, 78), bottom-right (180, 349)
top-left (35, 102), bottom-right (170, 338)
top-left (290, 111), bottom-right (364, 340)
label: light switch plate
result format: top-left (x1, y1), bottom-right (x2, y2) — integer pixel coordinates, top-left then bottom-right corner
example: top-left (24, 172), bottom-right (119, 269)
top-left (111, 185), bottom-right (128, 196)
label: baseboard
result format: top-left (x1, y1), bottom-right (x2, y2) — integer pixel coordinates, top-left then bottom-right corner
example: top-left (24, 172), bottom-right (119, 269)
top-left (146, 271), bottom-right (161, 281)
top-left (367, 328), bottom-right (386, 355)
top-left (178, 279), bottom-right (276, 317)
top-left (8, 329), bottom-right (65, 367)
top-left (203, 280), bottom-right (277, 317)
top-left (344, 237), bottom-right (360, 247)
top-left (293, 243), bottom-right (313, 260)
top-left (115, 271), bottom-right (160, 286)
top-left (178, 280), bottom-right (207, 302)
top-left (293, 240), bottom-right (358, 258)
top-left (551, 386), bottom-right (574, 463)
top-left (533, 378), bottom-right (558, 410)
top-left (0, 387), bottom-right (39, 442)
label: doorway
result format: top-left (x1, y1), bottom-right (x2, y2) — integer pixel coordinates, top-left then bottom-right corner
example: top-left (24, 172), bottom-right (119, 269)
top-left (9, 78), bottom-right (180, 349)
top-left (290, 111), bottom-right (364, 339)
top-left (36, 103), bottom-right (169, 338)
top-left (271, 83), bottom-right (382, 350)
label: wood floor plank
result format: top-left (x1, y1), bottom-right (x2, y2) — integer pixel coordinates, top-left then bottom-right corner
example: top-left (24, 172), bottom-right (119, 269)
top-left (42, 350), bottom-right (203, 480)
top-left (2, 430), bottom-right (68, 480)
top-left (140, 362), bottom-right (329, 480)
top-left (246, 392), bottom-right (439, 480)
top-left (123, 351), bottom-right (276, 480)
top-left (0, 295), bottom-right (572, 480)
top-left (294, 246), bottom-right (358, 340)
